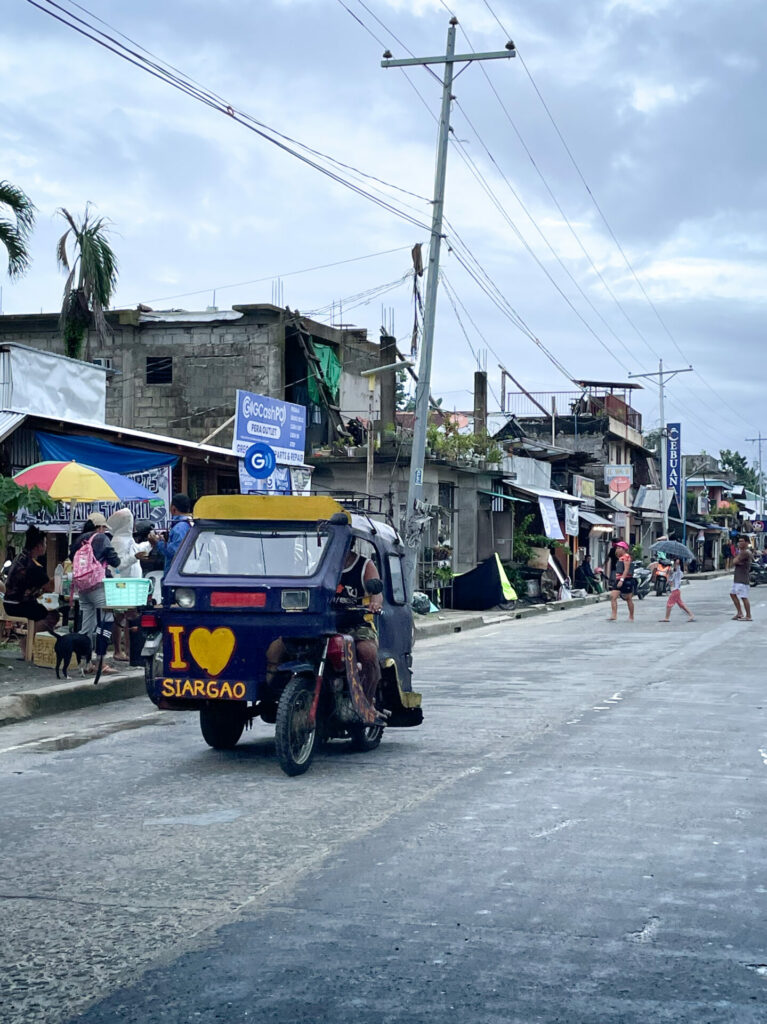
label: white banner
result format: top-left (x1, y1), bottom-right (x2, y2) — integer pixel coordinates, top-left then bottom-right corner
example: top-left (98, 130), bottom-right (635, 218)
top-left (13, 466), bottom-right (172, 533)
top-left (538, 496), bottom-right (564, 540)
top-left (565, 503), bottom-right (579, 536)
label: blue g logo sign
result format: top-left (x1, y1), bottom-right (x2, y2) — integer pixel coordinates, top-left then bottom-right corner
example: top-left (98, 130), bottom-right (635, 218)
top-left (244, 442), bottom-right (277, 479)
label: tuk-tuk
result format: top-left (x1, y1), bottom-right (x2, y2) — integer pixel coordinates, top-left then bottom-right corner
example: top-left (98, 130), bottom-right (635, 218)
top-left (142, 495), bottom-right (422, 775)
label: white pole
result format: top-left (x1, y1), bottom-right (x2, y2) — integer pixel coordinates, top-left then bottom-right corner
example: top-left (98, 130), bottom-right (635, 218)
top-left (658, 358), bottom-right (668, 536)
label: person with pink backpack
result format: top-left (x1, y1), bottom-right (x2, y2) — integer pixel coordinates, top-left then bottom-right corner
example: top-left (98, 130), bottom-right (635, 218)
top-left (70, 512), bottom-right (121, 674)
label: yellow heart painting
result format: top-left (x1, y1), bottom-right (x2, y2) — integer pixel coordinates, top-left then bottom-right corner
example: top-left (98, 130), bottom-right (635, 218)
top-left (188, 627), bottom-right (236, 677)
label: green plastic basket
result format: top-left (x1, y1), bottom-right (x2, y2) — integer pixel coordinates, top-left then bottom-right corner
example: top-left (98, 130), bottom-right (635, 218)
top-left (102, 577), bottom-right (152, 608)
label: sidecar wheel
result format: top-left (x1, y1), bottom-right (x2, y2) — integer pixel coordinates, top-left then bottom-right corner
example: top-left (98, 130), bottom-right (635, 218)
top-left (348, 724), bottom-right (384, 752)
top-left (200, 704), bottom-right (245, 750)
top-left (275, 675), bottom-right (317, 776)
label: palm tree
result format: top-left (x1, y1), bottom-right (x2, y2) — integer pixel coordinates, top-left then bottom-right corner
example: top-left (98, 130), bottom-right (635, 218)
top-left (57, 205), bottom-right (118, 359)
top-left (0, 180), bottom-right (36, 279)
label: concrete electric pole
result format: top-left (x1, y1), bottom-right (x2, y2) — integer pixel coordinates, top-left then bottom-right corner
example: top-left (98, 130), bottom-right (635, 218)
top-left (630, 359), bottom-right (693, 536)
top-left (382, 18), bottom-right (516, 594)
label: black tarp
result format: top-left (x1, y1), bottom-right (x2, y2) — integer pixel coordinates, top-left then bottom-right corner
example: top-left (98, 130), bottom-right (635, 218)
top-left (450, 554), bottom-right (517, 611)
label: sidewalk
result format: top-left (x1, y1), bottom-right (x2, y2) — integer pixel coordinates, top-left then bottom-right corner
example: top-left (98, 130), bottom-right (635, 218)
top-left (0, 643), bottom-right (144, 728)
top-left (0, 569), bottom-right (732, 728)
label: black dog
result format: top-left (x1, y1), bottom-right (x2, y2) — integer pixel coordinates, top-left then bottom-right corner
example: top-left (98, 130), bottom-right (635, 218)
top-left (55, 633), bottom-right (93, 678)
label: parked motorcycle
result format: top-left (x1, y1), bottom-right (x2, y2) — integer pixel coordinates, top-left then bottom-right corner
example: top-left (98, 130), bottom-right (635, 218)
top-left (632, 562), bottom-right (652, 600)
top-left (653, 559), bottom-right (672, 597)
top-left (749, 561), bottom-right (767, 587)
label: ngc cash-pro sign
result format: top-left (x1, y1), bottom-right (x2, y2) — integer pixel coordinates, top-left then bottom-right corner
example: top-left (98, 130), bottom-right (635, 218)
top-left (233, 390), bottom-right (306, 466)
top-left (666, 422), bottom-right (682, 502)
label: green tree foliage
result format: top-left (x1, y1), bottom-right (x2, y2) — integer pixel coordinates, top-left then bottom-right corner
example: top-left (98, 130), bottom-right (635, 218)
top-left (719, 449), bottom-right (760, 491)
top-left (0, 477), bottom-right (57, 523)
top-left (57, 205), bottom-right (118, 359)
top-left (0, 180), bottom-right (36, 279)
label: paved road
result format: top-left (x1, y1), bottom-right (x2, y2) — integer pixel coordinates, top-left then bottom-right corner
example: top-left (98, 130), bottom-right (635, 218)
top-left (2, 578), bottom-right (766, 1022)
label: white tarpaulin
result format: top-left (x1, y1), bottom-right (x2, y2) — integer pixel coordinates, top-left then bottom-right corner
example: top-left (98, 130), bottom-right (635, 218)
top-left (538, 496), bottom-right (564, 540)
top-left (0, 345), bottom-right (107, 424)
top-left (565, 503), bottom-right (579, 536)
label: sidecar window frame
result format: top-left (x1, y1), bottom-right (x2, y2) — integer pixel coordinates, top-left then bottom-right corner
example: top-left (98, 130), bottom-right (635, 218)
top-left (179, 524), bottom-right (332, 578)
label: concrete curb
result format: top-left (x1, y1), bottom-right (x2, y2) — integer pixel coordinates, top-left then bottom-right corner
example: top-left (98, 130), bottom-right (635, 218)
top-left (414, 592), bottom-right (610, 639)
top-left (0, 670), bottom-right (145, 728)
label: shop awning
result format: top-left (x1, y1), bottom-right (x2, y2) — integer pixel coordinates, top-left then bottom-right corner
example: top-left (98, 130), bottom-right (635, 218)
top-left (579, 509), bottom-right (613, 527)
top-left (504, 481), bottom-right (584, 503)
top-left (36, 430), bottom-right (178, 472)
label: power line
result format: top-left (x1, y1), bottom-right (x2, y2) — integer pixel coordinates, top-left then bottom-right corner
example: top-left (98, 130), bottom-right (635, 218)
top-left (28, 0), bottom-right (434, 235)
top-left (476, 0), bottom-right (759, 432)
top-left (130, 245), bottom-right (415, 306)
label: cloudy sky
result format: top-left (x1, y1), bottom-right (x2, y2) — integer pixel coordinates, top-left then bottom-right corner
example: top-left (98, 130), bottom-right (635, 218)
top-left (2, 0), bottom-right (766, 458)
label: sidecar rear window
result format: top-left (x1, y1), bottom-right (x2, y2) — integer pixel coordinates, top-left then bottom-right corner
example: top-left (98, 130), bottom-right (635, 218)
top-left (181, 528), bottom-right (330, 578)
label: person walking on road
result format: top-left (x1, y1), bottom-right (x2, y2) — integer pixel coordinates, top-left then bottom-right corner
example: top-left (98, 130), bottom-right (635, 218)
top-left (730, 536), bottom-right (753, 621)
top-left (660, 558), bottom-right (694, 623)
top-left (608, 540), bottom-right (635, 622)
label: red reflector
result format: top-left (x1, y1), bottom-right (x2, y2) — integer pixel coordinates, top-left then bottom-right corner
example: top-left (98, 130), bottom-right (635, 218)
top-left (140, 613), bottom-right (159, 629)
top-left (211, 591), bottom-right (267, 608)
top-left (327, 634), bottom-right (345, 672)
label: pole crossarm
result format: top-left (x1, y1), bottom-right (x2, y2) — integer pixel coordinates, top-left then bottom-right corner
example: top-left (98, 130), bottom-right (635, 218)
top-left (382, 49), bottom-right (515, 68)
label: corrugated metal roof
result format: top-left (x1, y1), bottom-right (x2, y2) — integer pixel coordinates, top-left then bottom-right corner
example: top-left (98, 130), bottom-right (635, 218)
top-left (0, 411), bottom-right (26, 443)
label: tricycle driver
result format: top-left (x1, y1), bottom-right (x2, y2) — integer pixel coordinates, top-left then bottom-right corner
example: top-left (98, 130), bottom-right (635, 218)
top-left (265, 539), bottom-right (383, 704)
top-left (337, 539), bottom-right (383, 703)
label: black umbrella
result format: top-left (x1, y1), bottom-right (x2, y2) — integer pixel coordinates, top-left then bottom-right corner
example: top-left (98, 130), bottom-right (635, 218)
top-left (651, 540), bottom-right (695, 561)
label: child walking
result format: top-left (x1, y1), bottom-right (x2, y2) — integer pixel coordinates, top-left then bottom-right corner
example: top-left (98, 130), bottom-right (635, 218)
top-left (660, 558), bottom-right (694, 623)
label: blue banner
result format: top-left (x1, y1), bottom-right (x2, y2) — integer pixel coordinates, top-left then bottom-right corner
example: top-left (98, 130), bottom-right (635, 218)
top-left (233, 390), bottom-right (306, 466)
top-left (666, 422), bottom-right (681, 501)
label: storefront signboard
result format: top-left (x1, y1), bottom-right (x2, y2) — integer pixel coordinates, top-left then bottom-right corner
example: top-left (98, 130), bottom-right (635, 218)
top-left (233, 390), bottom-right (306, 466)
top-left (666, 422), bottom-right (681, 502)
top-left (604, 464), bottom-right (633, 494)
top-left (538, 496), bottom-right (564, 540)
top-left (573, 474), bottom-right (595, 507)
top-left (565, 503), bottom-right (579, 536)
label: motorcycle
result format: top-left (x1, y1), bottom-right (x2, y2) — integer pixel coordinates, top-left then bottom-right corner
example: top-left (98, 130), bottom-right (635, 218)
top-left (142, 494), bottom-right (423, 776)
top-left (749, 561), bottom-right (767, 587)
top-left (653, 559), bottom-right (672, 596)
top-left (632, 561), bottom-right (652, 600)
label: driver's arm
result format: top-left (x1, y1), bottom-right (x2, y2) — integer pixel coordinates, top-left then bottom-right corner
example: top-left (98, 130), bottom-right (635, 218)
top-left (363, 559), bottom-right (383, 612)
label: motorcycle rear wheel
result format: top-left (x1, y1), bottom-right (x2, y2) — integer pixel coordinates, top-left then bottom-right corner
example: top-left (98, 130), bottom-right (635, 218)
top-left (655, 579), bottom-right (665, 597)
top-left (275, 674), bottom-right (317, 776)
top-left (348, 724), bottom-right (384, 752)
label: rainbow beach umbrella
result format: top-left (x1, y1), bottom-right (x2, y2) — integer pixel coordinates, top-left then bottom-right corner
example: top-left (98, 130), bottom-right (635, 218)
top-left (14, 460), bottom-right (155, 540)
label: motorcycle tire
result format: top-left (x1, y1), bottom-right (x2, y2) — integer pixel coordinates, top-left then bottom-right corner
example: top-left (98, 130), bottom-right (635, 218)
top-left (637, 590), bottom-right (645, 600)
top-left (199, 703), bottom-right (245, 750)
top-left (749, 574), bottom-right (758, 588)
top-left (348, 723), bottom-right (384, 753)
top-left (655, 579), bottom-right (665, 597)
top-left (275, 674), bottom-right (317, 776)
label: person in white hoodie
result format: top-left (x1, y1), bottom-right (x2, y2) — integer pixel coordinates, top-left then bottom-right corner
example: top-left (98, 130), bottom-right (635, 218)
top-left (106, 508), bottom-right (152, 660)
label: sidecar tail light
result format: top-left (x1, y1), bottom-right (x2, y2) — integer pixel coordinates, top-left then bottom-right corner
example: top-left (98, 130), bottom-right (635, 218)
top-left (327, 634), bottom-right (346, 672)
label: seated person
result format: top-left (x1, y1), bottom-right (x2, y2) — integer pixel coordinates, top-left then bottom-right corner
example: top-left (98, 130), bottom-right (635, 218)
top-left (3, 525), bottom-right (60, 636)
top-left (265, 541), bottom-right (383, 706)
top-left (338, 540), bottom-right (383, 705)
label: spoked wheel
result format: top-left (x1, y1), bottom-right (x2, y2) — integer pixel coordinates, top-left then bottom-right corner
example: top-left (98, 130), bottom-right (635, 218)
top-left (348, 723), bottom-right (384, 753)
top-left (275, 675), bottom-right (317, 776)
top-left (200, 703), bottom-right (245, 750)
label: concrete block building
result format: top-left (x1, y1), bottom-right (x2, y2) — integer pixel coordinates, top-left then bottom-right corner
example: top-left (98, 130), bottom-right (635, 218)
top-left (0, 304), bottom-right (379, 449)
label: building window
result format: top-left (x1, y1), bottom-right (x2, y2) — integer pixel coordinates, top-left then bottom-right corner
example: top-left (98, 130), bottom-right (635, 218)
top-left (146, 356), bottom-right (173, 384)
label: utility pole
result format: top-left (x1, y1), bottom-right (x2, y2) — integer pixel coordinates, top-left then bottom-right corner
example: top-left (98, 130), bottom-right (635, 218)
top-left (629, 359), bottom-right (692, 536)
top-left (745, 432), bottom-right (765, 519)
top-left (383, 19), bottom-right (515, 595)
